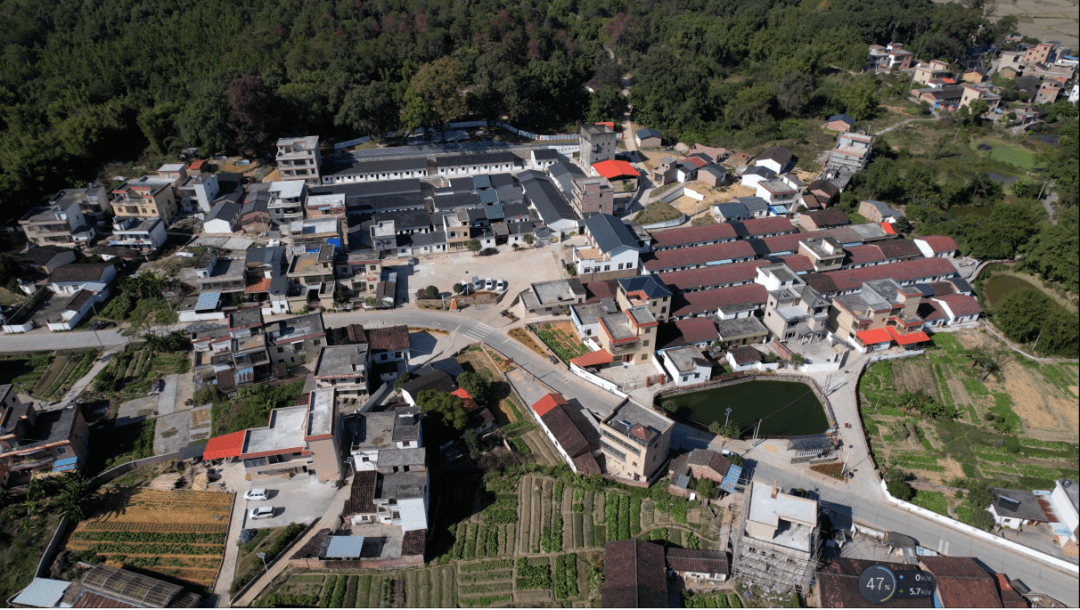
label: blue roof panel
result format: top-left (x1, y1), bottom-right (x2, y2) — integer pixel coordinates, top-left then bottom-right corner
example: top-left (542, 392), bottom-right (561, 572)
top-left (719, 464), bottom-right (743, 493)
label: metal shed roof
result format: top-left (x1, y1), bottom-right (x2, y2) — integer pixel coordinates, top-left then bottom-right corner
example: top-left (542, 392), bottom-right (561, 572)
top-left (324, 535), bottom-right (365, 559)
top-left (194, 292), bottom-right (221, 312)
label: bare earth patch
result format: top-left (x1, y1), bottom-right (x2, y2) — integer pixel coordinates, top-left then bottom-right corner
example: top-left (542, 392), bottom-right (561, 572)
top-left (996, 361), bottom-right (1063, 432)
top-left (946, 378), bottom-right (971, 407)
top-left (892, 358), bottom-right (941, 401)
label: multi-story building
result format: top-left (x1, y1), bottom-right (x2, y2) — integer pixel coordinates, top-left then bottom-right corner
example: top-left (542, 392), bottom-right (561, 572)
top-left (913, 59), bottom-right (952, 85)
top-left (336, 251), bottom-right (382, 303)
top-left (267, 181), bottom-right (307, 224)
top-left (830, 278), bottom-right (929, 352)
top-left (344, 413), bottom-right (428, 534)
top-left (0, 398), bottom-right (90, 487)
top-left (573, 214), bottom-right (645, 282)
top-left (266, 312), bottom-right (326, 366)
top-left (111, 178), bottom-right (178, 225)
top-left (176, 173), bottom-right (221, 214)
top-left (867, 42), bottom-right (913, 72)
top-left (798, 237), bottom-right (846, 272)
top-left (47, 184), bottom-right (109, 225)
top-left (1022, 42), bottom-right (1055, 66)
top-left (616, 275), bottom-right (673, 322)
top-left (194, 251), bottom-right (246, 294)
top-left (276, 136), bottom-right (322, 185)
top-left (110, 217), bottom-right (167, 254)
top-left (580, 124), bottom-right (617, 169)
top-left (756, 263), bottom-right (830, 345)
top-left (1035, 80), bottom-right (1063, 105)
top-left (312, 345), bottom-right (370, 398)
top-left (19, 199), bottom-right (94, 250)
top-left (599, 401), bottom-right (674, 484)
top-left (571, 177), bottom-right (614, 217)
top-left (596, 306), bottom-right (659, 365)
top-left (287, 244), bottom-right (336, 303)
top-left (959, 84), bottom-right (1002, 111)
top-left (232, 387), bottom-right (343, 482)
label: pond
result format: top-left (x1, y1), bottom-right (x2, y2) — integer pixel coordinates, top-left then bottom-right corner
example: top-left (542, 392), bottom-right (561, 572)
top-left (663, 379), bottom-right (830, 438)
top-left (984, 274), bottom-right (1039, 308)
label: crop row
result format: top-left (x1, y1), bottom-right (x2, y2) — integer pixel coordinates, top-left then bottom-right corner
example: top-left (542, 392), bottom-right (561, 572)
top-left (72, 542), bottom-right (223, 556)
top-left (81, 522), bottom-right (228, 533)
top-left (515, 557), bottom-right (551, 590)
top-left (460, 558), bottom-right (514, 573)
top-left (72, 531), bottom-right (226, 544)
top-left (554, 553), bottom-right (578, 600)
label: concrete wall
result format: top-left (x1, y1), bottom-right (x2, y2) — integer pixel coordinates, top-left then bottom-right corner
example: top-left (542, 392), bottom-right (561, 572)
top-left (569, 362), bottom-right (629, 399)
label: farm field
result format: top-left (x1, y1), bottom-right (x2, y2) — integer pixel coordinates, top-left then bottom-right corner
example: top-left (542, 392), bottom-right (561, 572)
top-left (65, 488), bottom-right (233, 590)
top-left (266, 467), bottom-right (722, 608)
top-left (858, 329), bottom-right (1079, 498)
top-left (454, 346), bottom-right (523, 425)
top-left (532, 322), bottom-right (591, 364)
top-left (0, 350), bottom-right (98, 401)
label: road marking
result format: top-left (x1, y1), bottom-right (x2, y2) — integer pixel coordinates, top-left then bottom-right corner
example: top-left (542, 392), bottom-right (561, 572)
top-left (944, 540), bottom-right (949, 555)
top-left (938, 538), bottom-right (944, 553)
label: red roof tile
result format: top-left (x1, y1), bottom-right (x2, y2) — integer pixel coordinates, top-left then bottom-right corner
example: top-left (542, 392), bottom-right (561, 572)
top-left (452, 388), bottom-right (481, 412)
top-left (573, 452), bottom-right (602, 474)
top-left (402, 529), bottom-right (426, 556)
top-left (585, 280), bottom-right (618, 303)
top-left (777, 254), bottom-right (814, 273)
top-left (920, 557), bottom-right (1002, 608)
top-left (603, 539), bottom-right (668, 608)
top-left (658, 260), bottom-right (768, 292)
top-left (244, 278), bottom-right (272, 293)
top-left (887, 326), bottom-right (930, 345)
top-left (674, 318), bottom-right (720, 344)
top-left (542, 403), bottom-right (600, 458)
top-left (593, 159), bottom-right (638, 180)
top-left (817, 559), bottom-right (932, 608)
top-left (759, 227), bottom-right (864, 254)
top-left (532, 393), bottom-right (569, 417)
top-left (994, 574), bottom-right (1027, 608)
top-left (642, 241), bottom-right (756, 272)
top-left (876, 239), bottom-right (923, 260)
top-left (649, 223), bottom-right (737, 249)
top-left (188, 160), bottom-right (207, 170)
top-left (684, 156), bottom-right (707, 168)
top-left (856, 328), bottom-right (893, 345)
top-left (344, 471), bottom-right (378, 514)
top-left (919, 235), bottom-right (958, 253)
top-left (734, 217), bottom-right (796, 237)
top-left (935, 293), bottom-right (982, 317)
top-left (824, 258), bottom-right (957, 293)
top-left (881, 221), bottom-right (897, 235)
top-left (845, 244), bottom-right (887, 265)
top-left (670, 284), bottom-right (767, 318)
top-left (204, 430), bottom-right (247, 460)
top-left (367, 325), bottom-right (410, 351)
top-left (571, 349), bottom-right (613, 368)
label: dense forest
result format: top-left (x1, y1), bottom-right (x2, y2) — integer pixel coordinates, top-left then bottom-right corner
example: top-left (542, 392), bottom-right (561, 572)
top-left (0, 0), bottom-right (1015, 221)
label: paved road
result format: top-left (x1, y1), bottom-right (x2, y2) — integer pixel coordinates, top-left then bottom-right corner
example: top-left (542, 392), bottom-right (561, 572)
top-left (0, 328), bottom-right (128, 351)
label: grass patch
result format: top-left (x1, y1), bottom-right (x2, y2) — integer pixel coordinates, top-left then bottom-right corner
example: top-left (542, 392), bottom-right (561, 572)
top-left (634, 201), bottom-right (682, 225)
top-left (231, 524), bottom-right (305, 595)
top-left (989, 393), bottom-right (1021, 433)
top-left (911, 490), bottom-right (949, 516)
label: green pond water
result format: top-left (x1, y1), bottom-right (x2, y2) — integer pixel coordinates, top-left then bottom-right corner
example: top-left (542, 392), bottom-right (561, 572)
top-left (983, 274), bottom-right (1039, 308)
top-left (666, 380), bottom-right (829, 438)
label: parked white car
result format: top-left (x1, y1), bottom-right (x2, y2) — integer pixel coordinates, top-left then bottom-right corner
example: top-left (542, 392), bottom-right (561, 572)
top-left (244, 488), bottom-right (269, 501)
top-left (250, 506), bottom-right (274, 520)
top-left (484, 278), bottom-right (495, 291)
top-left (495, 279), bottom-right (507, 292)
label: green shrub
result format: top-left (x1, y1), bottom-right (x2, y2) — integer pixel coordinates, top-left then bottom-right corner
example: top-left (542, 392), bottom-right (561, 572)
top-left (318, 575), bottom-right (338, 608)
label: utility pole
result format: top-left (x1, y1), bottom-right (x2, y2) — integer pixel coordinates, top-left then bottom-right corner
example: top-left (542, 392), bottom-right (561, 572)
top-left (724, 408), bottom-right (733, 428)
top-left (257, 552), bottom-right (274, 586)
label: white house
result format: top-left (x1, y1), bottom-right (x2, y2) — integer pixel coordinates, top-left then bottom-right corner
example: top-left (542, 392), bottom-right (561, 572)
top-left (111, 217), bottom-right (167, 253)
top-left (659, 346), bottom-right (712, 386)
top-left (725, 346), bottom-right (780, 372)
top-left (572, 213), bottom-right (644, 277)
top-left (203, 200), bottom-right (242, 234)
top-left (45, 289), bottom-right (108, 331)
top-left (1049, 479), bottom-right (1079, 548)
top-left (754, 146), bottom-right (796, 174)
top-left (739, 166), bottom-right (777, 188)
top-left (914, 236), bottom-right (959, 258)
top-left (931, 294), bottom-right (982, 325)
top-left (987, 487), bottom-right (1050, 530)
top-left (47, 264), bottom-right (116, 296)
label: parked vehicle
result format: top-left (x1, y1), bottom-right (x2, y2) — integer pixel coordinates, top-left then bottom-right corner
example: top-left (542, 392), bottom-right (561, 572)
top-left (472, 277), bottom-right (483, 291)
top-left (496, 279), bottom-right (507, 291)
top-left (484, 278), bottom-right (495, 291)
top-left (249, 506), bottom-right (274, 520)
top-left (244, 488), bottom-right (269, 501)
top-left (238, 528), bottom-right (257, 544)
top-left (548, 355), bottom-right (559, 365)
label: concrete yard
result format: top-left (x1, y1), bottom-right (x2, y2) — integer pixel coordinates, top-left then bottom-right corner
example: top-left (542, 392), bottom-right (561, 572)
top-left (240, 473), bottom-right (340, 530)
top-left (408, 246), bottom-right (567, 303)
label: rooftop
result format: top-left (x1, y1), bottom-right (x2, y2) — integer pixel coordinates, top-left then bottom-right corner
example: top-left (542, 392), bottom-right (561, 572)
top-left (618, 274), bottom-right (673, 300)
top-left (664, 346), bottom-right (709, 373)
top-left (242, 405), bottom-right (307, 457)
top-left (267, 312), bottom-right (325, 345)
top-left (313, 345), bottom-right (370, 379)
top-left (306, 388), bottom-right (336, 438)
top-left (604, 401), bottom-right (673, 440)
top-left (584, 214), bottom-right (640, 253)
top-left (602, 539), bottom-right (668, 608)
top-left (531, 278), bottom-right (586, 306)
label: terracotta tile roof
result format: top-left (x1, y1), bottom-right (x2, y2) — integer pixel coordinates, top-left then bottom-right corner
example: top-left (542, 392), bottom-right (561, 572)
top-left (759, 226), bottom-right (865, 255)
top-left (585, 280), bottom-right (618, 303)
top-left (367, 325), bottom-right (410, 351)
top-left (919, 235), bottom-right (958, 253)
top-left (856, 328), bottom-right (893, 345)
top-left (823, 258), bottom-right (957, 293)
top-left (401, 529), bottom-right (426, 556)
top-left (920, 556), bottom-right (1002, 608)
top-left (994, 574), bottom-right (1027, 608)
top-left (642, 241), bottom-right (756, 272)
top-left (803, 209), bottom-right (851, 227)
top-left (777, 254), bottom-right (814, 273)
top-left (917, 298), bottom-right (947, 321)
top-left (817, 558), bottom-right (932, 608)
top-left (728, 345), bottom-right (762, 364)
top-left (845, 244), bottom-right (887, 265)
top-left (732, 217), bottom-right (796, 237)
top-left (452, 388), bottom-right (481, 412)
top-left (876, 239), bottom-right (923, 260)
top-left (49, 263), bottom-right (112, 284)
top-left (665, 548), bottom-right (729, 576)
top-left (532, 393), bottom-right (569, 418)
top-left (203, 430), bottom-right (247, 460)
top-left (72, 591), bottom-right (137, 608)
top-left (244, 278), bottom-right (272, 293)
top-left (571, 349), bottom-right (613, 368)
top-left (687, 448), bottom-right (732, 480)
top-left (670, 284), bottom-right (767, 318)
top-left (593, 159), bottom-right (639, 180)
top-left (674, 318), bottom-right (719, 344)
top-left (649, 223), bottom-right (737, 249)
top-left (684, 156), bottom-right (708, 168)
top-left (344, 471), bottom-right (378, 514)
top-left (602, 539), bottom-right (668, 608)
top-left (573, 452), bottom-right (602, 474)
top-left (935, 293), bottom-right (983, 316)
top-left (658, 260), bottom-right (768, 292)
top-left (541, 402), bottom-right (600, 458)
top-left (216, 369), bottom-right (236, 392)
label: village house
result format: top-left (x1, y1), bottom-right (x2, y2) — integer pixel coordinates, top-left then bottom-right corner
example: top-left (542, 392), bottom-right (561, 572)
top-left (17, 246), bottom-right (77, 275)
top-left (110, 217), bottom-right (167, 254)
top-left (711, 197), bottom-right (771, 222)
top-left (858, 200), bottom-right (904, 223)
top-left (573, 214), bottom-right (645, 282)
top-left (529, 393), bottom-right (603, 475)
top-left (20, 198), bottom-right (95, 250)
top-left (580, 124), bottom-right (617, 169)
top-left (616, 275), bottom-right (672, 322)
top-left (914, 59), bottom-right (952, 85)
top-left (176, 173), bottom-right (220, 214)
top-left (867, 42), bottom-right (913, 72)
top-left (570, 176), bottom-right (614, 217)
top-left (276, 135), bottom-right (322, 185)
top-left (202, 200), bottom-right (242, 234)
top-left (602, 539), bottom-right (668, 608)
top-left (825, 114), bottom-right (856, 132)
top-left (0, 398), bottom-right (90, 487)
top-left (635, 128), bottom-right (663, 147)
top-left (757, 263), bottom-right (830, 345)
top-left (830, 278), bottom-right (929, 352)
top-left (599, 401), bottom-right (674, 484)
top-left (312, 345), bottom-right (370, 398)
top-left (754, 146), bottom-right (797, 174)
top-left (110, 177), bottom-right (179, 225)
top-left (658, 345), bottom-right (711, 386)
top-left (266, 312), bottom-right (326, 366)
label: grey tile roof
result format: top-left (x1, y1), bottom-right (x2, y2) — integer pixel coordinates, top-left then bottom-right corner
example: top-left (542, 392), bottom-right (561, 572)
top-left (617, 274), bottom-right (673, 299)
top-left (584, 214), bottom-right (639, 253)
top-left (521, 171), bottom-right (578, 224)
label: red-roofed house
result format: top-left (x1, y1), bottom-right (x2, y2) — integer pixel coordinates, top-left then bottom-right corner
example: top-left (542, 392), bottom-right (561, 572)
top-left (669, 284), bottom-right (768, 320)
top-left (658, 260), bottom-right (768, 293)
top-left (571, 349), bottom-right (614, 368)
top-left (451, 388), bottom-right (481, 412)
top-left (733, 216), bottom-right (796, 239)
top-left (932, 294), bottom-right (982, 325)
top-left (914, 236), bottom-right (959, 258)
top-left (642, 241), bottom-right (756, 273)
top-left (919, 556), bottom-right (1004, 608)
top-left (204, 430), bottom-right (248, 461)
top-left (649, 223), bottom-right (737, 250)
top-left (529, 393), bottom-right (602, 473)
top-left (674, 318), bottom-right (720, 346)
top-left (820, 258), bottom-right (958, 295)
top-left (592, 160), bottom-right (639, 191)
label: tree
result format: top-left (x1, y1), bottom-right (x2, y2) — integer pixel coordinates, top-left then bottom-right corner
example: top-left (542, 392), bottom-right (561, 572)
top-left (660, 400), bottom-right (678, 413)
top-left (335, 81), bottom-right (400, 138)
top-left (403, 57), bottom-right (467, 132)
top-left (227, 75), bottom-right (279, 155)
top-left (136, 103), bottom-right (181, 155)
top-left (364, 296), bottom-right (383, 309)
top-left (424, 286), bottom-right (439, 299)
top-left (727, 454), bottom-right (744, 467)
top-left (416, 390), bottom-right (467, 441)
top-left (467, 239), bottom-right (482, 253)
top-left (457, 371), bottom-right (491, 405)
top-left (774, 71), bottom-right (815, 117)
top-left (790, 353), bottom-right (805, 367)
top-left (463, 429), bottom-right (481, 457)
top-left (694, 478), bottom-right (719, 500)
top-left (709, 420), bottom-right (740, 438)
top-left (967, 506), bottom-right (995, 531)
top-left (838, 78), bottom-right (879, 120)
top-left (887, 479), bottom-right (915, 501)
top-left (55, 473), bottom-right (96, 522)
top-left (992, 287), bottom-right (1050, 344)
top-left (394, 372), bottom-right (412, 393)
top-left (453, 283), bottom-right (464, 294)
top-left (120, 272), bottom-right (166, 300)
top-left (968, 347), bottom-right (1000, 381)
top-left (966, 486), bottom-right (994, 509)
top-left (523, 234), bottom-right (535, 245)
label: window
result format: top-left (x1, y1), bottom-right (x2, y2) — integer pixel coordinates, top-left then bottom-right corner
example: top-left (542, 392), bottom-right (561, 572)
top-left (277, 347), bottom-right (284, 353)
top-left (604, 265), bottom-right (610, 271)
top-left (661, 307), bottom-right (666, 313)
top-left (642, 340), bottom-right (649, 347)
top-left (314, 339), bottom-right (322, 346)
